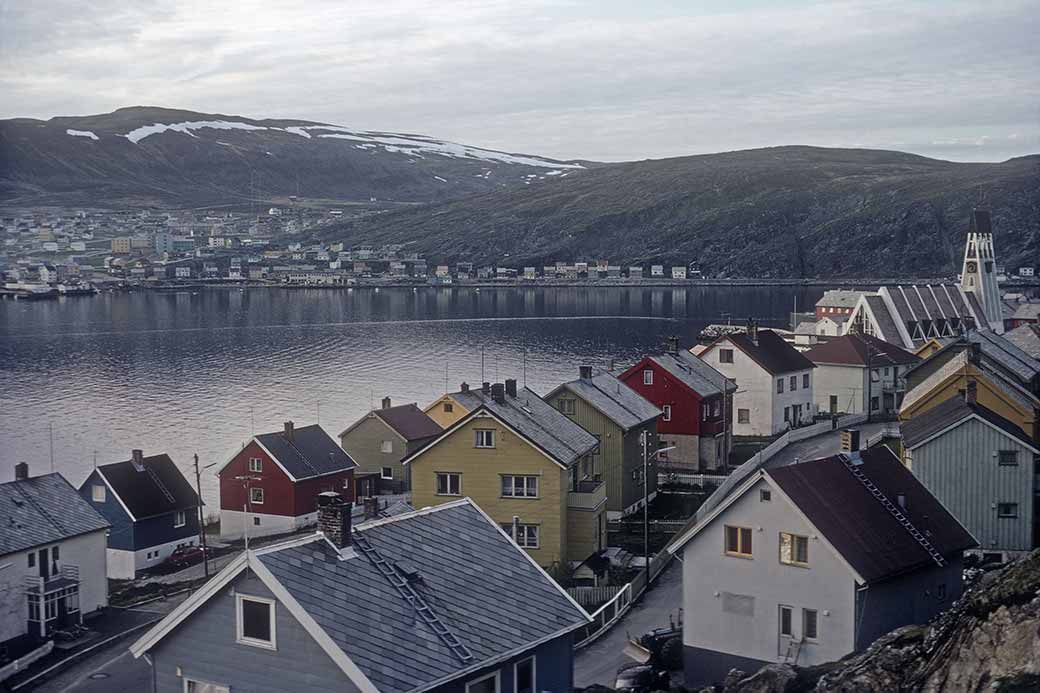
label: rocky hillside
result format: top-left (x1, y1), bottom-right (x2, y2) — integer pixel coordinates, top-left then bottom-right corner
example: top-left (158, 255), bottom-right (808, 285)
top-left (709, 550), bottom-right (1040, 692)
top-left (323, 147), bottom-right (1040, 278)
top-left (0, 106), bottom-right (586, 208)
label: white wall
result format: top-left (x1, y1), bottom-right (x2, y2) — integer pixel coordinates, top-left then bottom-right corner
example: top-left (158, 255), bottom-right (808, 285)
top-left (700, 344), bottom-right (772, 436)
top-left (681, 477), bottom-right (856, 667)
top-left (772, 370), bottom-right (815, 432)
top-left (813, 365), bottom-right (867, 414)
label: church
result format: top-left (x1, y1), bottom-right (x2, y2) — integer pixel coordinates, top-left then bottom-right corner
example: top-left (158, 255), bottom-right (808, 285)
top-left (845, 209), bottom-right (1004, 350)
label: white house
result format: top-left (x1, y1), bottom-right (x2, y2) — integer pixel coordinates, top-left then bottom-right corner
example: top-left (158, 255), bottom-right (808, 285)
top-left (814, 315), bottom-right (848, 337)
top-left (803, 334), bottom-right (919, 415)
top-left (697, 325), bottom-right (816, 435)
top-left (668, 448), bottom-right (975, 687)
top-left (671, 266), bottom-right (687, 279)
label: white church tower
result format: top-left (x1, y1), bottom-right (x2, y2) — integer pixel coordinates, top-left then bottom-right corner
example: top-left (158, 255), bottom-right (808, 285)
top-left (960, 208), bottom-right (1004, 333)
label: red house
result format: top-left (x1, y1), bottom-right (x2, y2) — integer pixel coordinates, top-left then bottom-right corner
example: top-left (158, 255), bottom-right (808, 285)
top-left (620, 338), bottom-right (736, 471)
top-left (217, 421), bottom-right (357, 540)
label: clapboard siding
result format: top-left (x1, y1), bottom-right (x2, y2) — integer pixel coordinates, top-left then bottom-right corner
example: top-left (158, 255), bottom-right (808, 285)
top-left (910, 417), bottom-right (1034, 552)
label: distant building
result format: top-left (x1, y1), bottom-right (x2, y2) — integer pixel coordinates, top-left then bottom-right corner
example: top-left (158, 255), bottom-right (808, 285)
top-left (814, 290), bottom-right (862, 320)
top-left (651, 265), bottom-right (664, 277)
top-left (803, 334), bottom-right (918, 415)
top-left (629, 266), bottom-right (643, 279)
top-left (111, 237), bottom-right (132, 254)
top-left (671, 266), bottom-right (687, 279)
top-left (1018, 267), bottom-right (1034, 277)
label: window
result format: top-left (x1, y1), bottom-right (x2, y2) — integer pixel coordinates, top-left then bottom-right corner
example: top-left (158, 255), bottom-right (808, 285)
top-left (250, 487), bottom-right (264, 505)
top-left (46, 600), bottom-right (57, 620)
top-left (737, 408), bottom-right (750, 424)
top-left (502, 475), bottom-right (539, 498)
top-left (883, 367), bottom-right (890, 376)
top-left (724, 525), bottom-right (753, 557)
top-left (998, 503), bottom-right (1019, 518)
top-left (28, 598), bottom-right (40, 622)
top-left (719, 348), bottom-right (734, 364)
top-left (466, 671), bottom-right (500, 693)
top-left (760, 489), bottom-right (771, 502)
top-left (871, 368), bottom-right (880, 382)
top-left (174, 510), bottom-right (186, 528)
top-left (777, 379), bottom-right (784, 394)
top-left (381, 466), bottom-right (394, 480)
top-left (779, 605), bottom-right (793, 637)
top-left (91, 484), bottom-right (106, 502)
top-left (52, 545), bottom-right (58, 561)
top-left (28, 552), bottom-right (35, 568)
top-left (443, 402), bottom-right (453, 413)
top-left (515, 656), bottom-right (536, 693)
top-left (513, 524), bottom-right (539, 548)
top-left (802, 373), bottom-right (809, 388)
top-left (236, 594), bottom-right (276, 650)
top-left (662, 404), bottom-right (672, 421)
top-left (436, 472), bottom-right (461, 496)
top-left (803, 609), bottom-right (819, 640)
top-left (790, 376), bottom-right (797, 391)
top-left (870, 396), bottom-right (880, 411)
top-left (784, 407), bottom-right (790, 423)
top-left (380, 440), bottom-right (393, 454)
top-left (558, 399), bottom-right (576, 415)
top-left (998, 450), bottom-right (1019, 466)
top-left (643, 369), bottom-right (653, 385)
top-left (779, 532), bottom-right (809, 566)
top-left (253, 517), bottom-right (261, 526)
top-left (474, 429), bottom-right (495, 448)
top-left (248, 457), bottom-right (262, 473)
top-left (186, 680), bottom-right (231, 693)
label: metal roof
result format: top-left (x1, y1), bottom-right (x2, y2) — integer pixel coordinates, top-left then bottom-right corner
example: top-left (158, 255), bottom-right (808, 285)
top-left (95, 454), bottom-right (199, 520)
top-left (551, 370), bottom-right (661, 431)
top-left (651, 350), bottom-right (737, 396)
top-left (255, 424), bottom-right (358, 480)
top-left (0, 473), bottom-right (110, 557)
top-left (901, 396), bottom-right (1036, 451)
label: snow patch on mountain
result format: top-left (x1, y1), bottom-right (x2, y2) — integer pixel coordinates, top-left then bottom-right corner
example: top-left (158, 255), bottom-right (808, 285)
top-left (124, 120), bottom-right (269, 144)
top-left (66, 129), bottom-right (99, 140)
top-left (283, 126), bottom-right (311, 138)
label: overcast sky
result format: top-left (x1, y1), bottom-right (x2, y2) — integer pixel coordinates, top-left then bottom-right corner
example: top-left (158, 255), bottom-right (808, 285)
top-left (1, 0), bottom-right (1037, 162)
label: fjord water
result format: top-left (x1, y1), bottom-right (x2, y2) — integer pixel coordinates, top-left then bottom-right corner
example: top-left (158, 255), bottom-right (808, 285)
top-left (0, 285), bottom-right (822, 507)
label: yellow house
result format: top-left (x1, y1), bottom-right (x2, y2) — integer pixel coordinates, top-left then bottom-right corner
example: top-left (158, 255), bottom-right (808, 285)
top-left (405, 380), bottom-right (606, 571)
top-left (424, 391), bottom-right (472, 428)
top-left (914, 338), bottom-right (948, 359)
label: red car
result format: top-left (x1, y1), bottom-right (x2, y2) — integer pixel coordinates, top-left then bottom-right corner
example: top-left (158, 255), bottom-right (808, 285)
top-left (164, 545), bottom-right (210, 570)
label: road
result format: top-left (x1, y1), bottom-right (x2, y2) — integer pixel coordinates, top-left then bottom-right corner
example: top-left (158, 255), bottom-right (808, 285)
top-left (573, 559), bottom-right (683, 688)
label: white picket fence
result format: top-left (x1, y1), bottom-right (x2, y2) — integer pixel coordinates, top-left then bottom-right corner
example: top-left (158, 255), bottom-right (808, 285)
top-left (0, 641), bottom-right (53, 683)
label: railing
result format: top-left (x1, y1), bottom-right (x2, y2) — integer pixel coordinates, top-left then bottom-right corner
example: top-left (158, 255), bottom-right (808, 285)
top-left (867, 424), bottom-right (901, 448)
top-left (0, 642), bottom-right (53, 683)
top-left (660, 472), bottom-right (729, 488)
top-left (566, 585), bottom-right (624, 608)
top-left (23, 565), bottom-right (79, 594)
top-left (568, 479), bottom-right (606, 510)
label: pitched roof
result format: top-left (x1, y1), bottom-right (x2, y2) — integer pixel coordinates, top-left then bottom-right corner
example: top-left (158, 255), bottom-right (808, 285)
top-left (649, 350), bottom-right (736, 397)
top-left (969, 207), bottom-right (992, 235)
top-left (1004, 324), bottom-right (1040, 359)
top-left (904, 331), bottom-right (1040, 386)
top-left (373, 403), bottom-right (442, 442)
top-left (1, 473), bottom-right (110, 557)
top-left (549, 370), bottom-right (661, 431)
top-left (815, 290), bottom-right (862, 309)
top-left (804, 334), bottom-right (919, 368)
top-left (901, 396), bottom-right (1037, 451)
top-left (720, 329), bottom-right (816, 375)
top-left (864, 294), bottom-right (902, 343)
top-left (255, 424), bottom-right (358, 480)
top-left (767, 449), bottom-right (976, 582)
top-left (96, 454), bottom-right (200, 520)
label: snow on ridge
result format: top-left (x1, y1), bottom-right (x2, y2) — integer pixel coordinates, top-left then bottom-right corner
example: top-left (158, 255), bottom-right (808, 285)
top-left (283, 126), bottom-right (311, 138)
top-left (66, 129), bottom-right (99, 140)
top-left (124, 120), bottom-right (269, 144)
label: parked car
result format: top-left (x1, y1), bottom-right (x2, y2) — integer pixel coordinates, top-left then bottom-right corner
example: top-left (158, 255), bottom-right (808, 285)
top-left (164, 545), bottom-right (209, 570)
top-left (613, 663), bottom-right (670, 692)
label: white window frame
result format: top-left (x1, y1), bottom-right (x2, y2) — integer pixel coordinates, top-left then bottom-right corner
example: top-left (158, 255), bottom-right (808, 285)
top-left (558, 398), bottom-right (576, 415)
top-left (236, 594), bottom-right (277, 650)
top-left (662, 404), bottom-right (672, 421)
top-left (91, 484), bottom-right (106, 502)
top-left (777, 379), bottom-right (784, 394)
top-left (719, 348), bottom-right (734, 364)
top-left (643, 369), bottom-right (653, 385)
top-left (436, 472), bottom-right (461, 496)
top-left (174, 510), bottom-right (186, 528)
top-left (724, 524), bottom-right (753, 557)
top-left (474, 429), bottom-right (496, 449)
top-left (514, 655), bottom-right (536, 693)
top-left (803, 608), bottom-right (819, 641)
top-left (248, 457), bottom-right (262, 473)
top-left (250, 487), bottom-right (264, 505)
top-left (779, 604), bottom-right (794, 637)
top-left (502, 475), bottom-right (539, 498)
top-left (381, 466), bottom-right (394, 480)
top-left (380, 440), bottom-right (394, 454)
top-left (465, 670), bottom-right (500, 693)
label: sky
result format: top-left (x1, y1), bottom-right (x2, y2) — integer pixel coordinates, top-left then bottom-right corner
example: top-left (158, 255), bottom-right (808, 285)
top-left (1, 0), bottom-right (1037, 163)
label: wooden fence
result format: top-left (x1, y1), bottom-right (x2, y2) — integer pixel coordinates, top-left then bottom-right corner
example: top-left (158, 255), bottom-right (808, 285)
top-left (566, 585), bottom-right (624, 608)
top-left (573, 550), bottom-right (673, 649)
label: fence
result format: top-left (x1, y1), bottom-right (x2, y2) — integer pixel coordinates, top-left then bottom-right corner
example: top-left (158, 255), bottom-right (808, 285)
top-left (660, 472), bottom-right (729, 488)
top-left (0, 641), bottom-right (53, 683)
top-left (566, 585), bottom-right (624, 609)
top-left (608, 518), bottom-right (690, 534)
top-left (573, 550), bottom-right (673, 649)
top-left (867, 423), bottom-right (901, 448)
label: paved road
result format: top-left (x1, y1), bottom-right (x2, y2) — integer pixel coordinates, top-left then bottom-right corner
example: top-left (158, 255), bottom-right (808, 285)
top-left (573, 559), bottom-right (683, 688)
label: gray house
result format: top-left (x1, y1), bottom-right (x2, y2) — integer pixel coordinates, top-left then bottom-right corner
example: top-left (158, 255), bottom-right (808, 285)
top-left (668, 448), bottom-right (975, 688)
top-left (902, 391), bottom-right (1039, 561)
top-left (130, 495), bottom-right (591, 693)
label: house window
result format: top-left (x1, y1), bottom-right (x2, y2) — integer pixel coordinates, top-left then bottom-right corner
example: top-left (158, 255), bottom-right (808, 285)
top-left (784, 407), bottom-right (790, 423)
top-left (502, 475), bottom-right (539, 498)
top-left (45, 600), bottom-right (57, 620)
top-left (802, 373), bottom-right (809, 388)
top-left (738, 409), bottom-right (750, 424)
top-left (779, 532), bottom-right (809, 566)
top-left (998, 450), bottom-right (1019, 466)
top-left (248, 457), bottom-right (262, 473)
top-left (236, 594), bottom-right (276, 650)
top-left (662, 405), bottom-right (672, 421)
top-left (253, 516), bottom-right (261, 526)
top-left (997, 503), bottom-right (1019, 518)
top-left (724, 525), bottom-right (753, 557)
top-left (466, 671), bottom-right (500, 693)
top-left (643, 369), bottom-right (653, 385)
top-left (558, 399), bottom-right (576, 415)
top-left (28, 552), bottom-right (35, 568)
top-left (186, 680), bottom-right (231, 693)
top-left (790, 376), bottom-right (797, 391)
top-left (779, 605), bottom-right (793, 637)
top-left (759, 489), bottom-right (771, 502)
top-left (803, 609), bottom-right (819, 640)
top-left (443, 402), bottom-right (453, 413)
top-left (174, 510), bottom-right (186, 528)
top-left (506, 524), bottom-right (540, 548)
top-left (474, 429), bottom-right (496, 448)
top-left (381, 440), bottom-right (393, 454)
top-left (515, 656), bottom-right (536, 693)
top-left (870, 396), bottom-right (880, 411)
top-left (28, 597), bottom-right (40, 622)
top-left (436, 472), bottom-right (461, 496)
top-left (883, 367), bottom-right (890, 376)
top-left (250, 487), bottom-right (264, 505)
top-left (91, 484), bottom-right (106, 502)
top-left (777, 379), bottom-right (784, 394)
top-left (381, 466), bottom-right (394, 480)
top-left (871, 368), bottom-right (880, 382)
top-left (719, 349), bottom-right (734, 364)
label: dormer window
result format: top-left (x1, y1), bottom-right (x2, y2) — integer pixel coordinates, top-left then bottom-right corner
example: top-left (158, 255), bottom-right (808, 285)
top-left (643, 369), bottom-right (653, 385)
top-left (91, 484), bottom-right (106, 502)
top-left (236, 594), bottom-right (276, 650)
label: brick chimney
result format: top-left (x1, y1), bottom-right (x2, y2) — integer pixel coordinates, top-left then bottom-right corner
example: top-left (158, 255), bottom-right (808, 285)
top-left (317, 491), bottom-right (352, 549)
top-left (460, 381), bottom-right (470, 393)
top-left (131, 449), bottom-right (145, 471)
top-left (840, 429), bottom-right (861, 453)
top-left (283, 421), bottom-right (295, 441)
top-left (579, 365), bottom-right (593, 380)
top-left (665, 336), bottom-right (680, 354)
top-left (15, 462), bottom-right (28, 481)
top-left (491, 383), bottom-right (506, 404)
top-left (747, 319), bottom-right (758, 346)
top-left (482, 381), bottom-right (491, 395)
top-left (505, 379), bottom-right (517, 398)
top-left (965, 379), bottom-right (978, 405)
top-left (381, 396), bottom-right (392, 409)
top-left (364, 496), bottom-right (380, 520)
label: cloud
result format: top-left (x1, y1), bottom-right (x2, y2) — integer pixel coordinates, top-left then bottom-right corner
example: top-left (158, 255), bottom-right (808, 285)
top-left (1, 0), bottom-right (1037, 162)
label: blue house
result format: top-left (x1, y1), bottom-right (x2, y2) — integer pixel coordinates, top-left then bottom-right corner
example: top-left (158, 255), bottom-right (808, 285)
top-left (131, 496), bottom-right (591, 693)
top-left (79, 450), bottom-right (201, 579)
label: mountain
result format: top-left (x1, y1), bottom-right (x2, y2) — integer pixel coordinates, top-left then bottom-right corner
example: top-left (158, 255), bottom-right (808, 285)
top-left (322, 146), bottom-right (1040, 278)
top-left (0, 106), bottom-right (586, 208)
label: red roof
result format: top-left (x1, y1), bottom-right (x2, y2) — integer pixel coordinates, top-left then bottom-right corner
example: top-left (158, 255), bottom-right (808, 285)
top-left (804, 333), bottom-right (919, 367)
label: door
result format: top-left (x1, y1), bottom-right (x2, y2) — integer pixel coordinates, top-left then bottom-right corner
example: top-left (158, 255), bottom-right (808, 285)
top-left (57, 597), bottom-right (69, 627)
top-left (39, 548), bottom-right (49, 580)
top-left (829, 395), bottom-right (837, 415)
top-left (778, 604), bottom-right (795, 656)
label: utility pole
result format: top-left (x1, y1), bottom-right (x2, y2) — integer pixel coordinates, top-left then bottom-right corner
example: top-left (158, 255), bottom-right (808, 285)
top-left (642, 430), bottom-right (650, 588)
top-left (49, 422), bottom-right (55, 473)
top-left (193, 454), bottom-right (210, 578)
top-left (235, 474), bottom-right (261, 550)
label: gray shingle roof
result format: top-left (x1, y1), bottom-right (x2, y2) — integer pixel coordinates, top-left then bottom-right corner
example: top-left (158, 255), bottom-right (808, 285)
top-left (650, 351), bottom-right (737, 397)
top-left (1, 473), bottom-right (110, 557)
top-left (256, 424), bottom-right (357, 480)
top-left (1005, 324), bottom-right (1040, 359)
top-left (450, 386), bottom-right (597, 466)
top-left (550, 370), bottom-right (661, 431)
top-left (969, 330), bottom-right (1040, 384)
top-left (95, 454), bottom-right (199, 520)
top-left (815, 290), bottom-right (862, 309)
top-left (258, 501), bottom-right (589, 693)
top-left (866, 294), bottom-right (902, 343)
top-left (901, 396), bottom-right (1036, 450)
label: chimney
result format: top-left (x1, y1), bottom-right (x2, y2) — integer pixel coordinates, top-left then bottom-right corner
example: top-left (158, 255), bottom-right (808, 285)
top-left (968, 341), bottom-right (981, 364)
top-left (381, 396), bottom-right (392, 410)
top-left (14, 462), bottom-right (28, 481)
top-left (283, 420), bottom-right (294, 441)
top-left (317, 491), bottom-right (352, 549)
top-left (965, 379), bottom-right (978, 405)
top-left (491, 383), bottom-right (506, 404)
top-left (131, 449), bottom-right (145, 471)
top-left (840, 429), bottom-right (861, 453)
top-left (505, 378), bottom-right (517, 398)
top-left (460, 381), bottom-right (470, 393)
top-left (579, 365), bottom-right (593, 380)
top-left (747, 319), bottom-right (758, 346)
top-left (665, 336), bottom-right (680, 354)
top-left (364, 496), bottom-right (380, 520)
top-left (482, 381), bottom-right (491, 395)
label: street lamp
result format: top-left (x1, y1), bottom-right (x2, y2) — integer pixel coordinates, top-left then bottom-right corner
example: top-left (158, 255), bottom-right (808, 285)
top-left (640, 431), bottom-right (676, 588)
